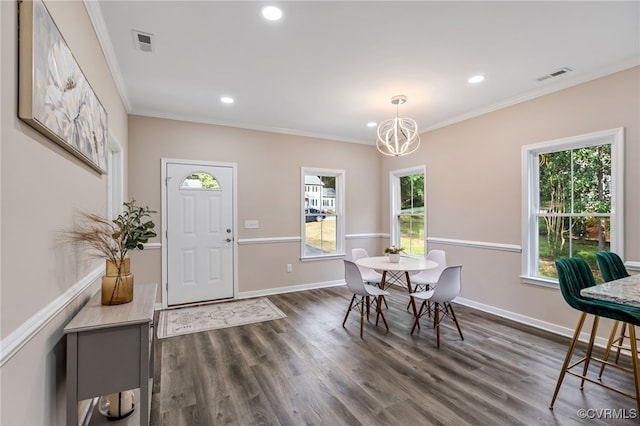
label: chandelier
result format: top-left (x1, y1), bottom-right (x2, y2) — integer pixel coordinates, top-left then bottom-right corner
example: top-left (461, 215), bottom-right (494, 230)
top-left (376, 95), bottom-right (420, 157)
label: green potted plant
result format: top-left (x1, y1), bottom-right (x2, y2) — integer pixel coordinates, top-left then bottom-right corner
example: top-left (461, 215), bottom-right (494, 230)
top-left (64, 199), bottom-right (156, 305)
top-left (384, 245), bottom-right (404, 263)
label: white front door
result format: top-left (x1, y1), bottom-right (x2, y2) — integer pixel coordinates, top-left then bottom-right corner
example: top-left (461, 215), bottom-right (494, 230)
top-left (166, 162), bottom-right (234, 305)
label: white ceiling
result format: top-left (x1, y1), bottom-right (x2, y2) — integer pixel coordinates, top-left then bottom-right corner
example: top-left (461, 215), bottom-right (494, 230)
top-left (86, 1), bottom-right (640, 144)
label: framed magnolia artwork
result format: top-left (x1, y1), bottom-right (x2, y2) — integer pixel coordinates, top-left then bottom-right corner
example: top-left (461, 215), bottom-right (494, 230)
top-left (18, 0), bottom-right (108, 174)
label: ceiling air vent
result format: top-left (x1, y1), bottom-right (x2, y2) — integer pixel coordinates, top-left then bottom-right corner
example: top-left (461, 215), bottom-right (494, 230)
top-left (132, 30), bottom-right (154, 53)
top-left (536, 67), bottom-right (572, 82)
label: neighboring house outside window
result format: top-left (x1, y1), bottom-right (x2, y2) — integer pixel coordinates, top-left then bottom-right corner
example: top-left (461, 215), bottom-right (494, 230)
top-left (522, 128), bottom-right (624, 285)
top-left (302, 168), bottom-right (345, 259)
top-left (390, 166), bottom-right (426, 257)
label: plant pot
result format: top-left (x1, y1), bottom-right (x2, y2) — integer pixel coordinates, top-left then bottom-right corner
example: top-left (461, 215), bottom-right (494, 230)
top-left (102, 258), bottom-right (133, 305)
top-left (389, 253), bottom-right (400, 263)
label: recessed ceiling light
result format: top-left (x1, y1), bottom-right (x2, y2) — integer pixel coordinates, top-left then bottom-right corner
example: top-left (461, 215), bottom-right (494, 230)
top-left (468, 75), bottom-right (485, 84)
top-left (262, 6), bottom-right (282, 21)
top-left (367, 122), bottom-right (377, 128)
top-left (221, 97), bottom-right (234, 104)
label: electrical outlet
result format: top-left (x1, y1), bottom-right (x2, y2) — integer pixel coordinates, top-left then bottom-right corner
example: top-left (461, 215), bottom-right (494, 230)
top-left (286, 264), bottom-right (292, 273)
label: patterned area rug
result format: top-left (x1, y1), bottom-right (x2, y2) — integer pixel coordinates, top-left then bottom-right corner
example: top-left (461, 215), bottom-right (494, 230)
top-left (157, 298), bottom-right (287, 339)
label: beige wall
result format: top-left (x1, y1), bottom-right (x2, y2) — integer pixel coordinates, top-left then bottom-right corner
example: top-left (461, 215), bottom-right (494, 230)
top-left (0, 1), bottom-right (637, 424)
top-left (128, 116), bottom-right (384, 295)
top-left (380, 66), bottom-right (640, 332)
top-left (1, 1), bottom-right (128, 424)
top-left (130, 67), bottom-right (639, 333)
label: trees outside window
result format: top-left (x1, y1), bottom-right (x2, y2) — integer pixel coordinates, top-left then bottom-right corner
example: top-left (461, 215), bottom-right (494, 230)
top-left (523, 128), bottom-right (623, 284)
top-left (391, 167), bottom-right (426, 257)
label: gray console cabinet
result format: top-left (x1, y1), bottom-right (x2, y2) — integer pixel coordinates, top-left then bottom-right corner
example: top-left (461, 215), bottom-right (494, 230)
top-left (64, 283), bottom-right (156, 426)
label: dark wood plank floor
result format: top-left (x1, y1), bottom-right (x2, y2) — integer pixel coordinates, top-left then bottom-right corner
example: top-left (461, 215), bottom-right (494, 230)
top-left (150, 286), bottom-right (639, 425)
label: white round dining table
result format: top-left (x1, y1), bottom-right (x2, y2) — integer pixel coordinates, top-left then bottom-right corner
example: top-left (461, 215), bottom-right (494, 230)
top-left (355, 256), bottom-right (438, 291)
top-left (355, 255), bottom-right (439, 320)
top-left (355, 256), bottom-right (438, 275)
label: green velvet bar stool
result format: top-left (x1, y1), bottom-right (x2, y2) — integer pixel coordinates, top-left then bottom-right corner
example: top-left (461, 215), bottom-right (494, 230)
top-left (596, 251), bottom-right (633, 378)
top-left (550, 257), bottom-right (640, 412)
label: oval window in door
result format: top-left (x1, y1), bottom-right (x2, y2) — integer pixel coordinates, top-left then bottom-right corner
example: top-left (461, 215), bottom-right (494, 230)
top-left (180, 172), bottom-right (221, 190)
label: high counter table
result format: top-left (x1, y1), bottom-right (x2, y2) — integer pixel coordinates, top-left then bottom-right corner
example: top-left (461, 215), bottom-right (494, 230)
top-left (580, 273), bottom-right (640, 412)
top-left (581, 274), bottom-right (640, 307)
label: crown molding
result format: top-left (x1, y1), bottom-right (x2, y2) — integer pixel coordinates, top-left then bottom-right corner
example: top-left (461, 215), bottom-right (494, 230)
top-left (83, 0), bottom-right (132, 112)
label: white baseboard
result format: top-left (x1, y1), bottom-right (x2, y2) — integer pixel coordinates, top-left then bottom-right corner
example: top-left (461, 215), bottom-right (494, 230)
top-left (454, 296), bottom-right (609, 348)
top-left (238, 285), bottom-right (610, 348)
top-left (237, 280), bottom-right (345, 299)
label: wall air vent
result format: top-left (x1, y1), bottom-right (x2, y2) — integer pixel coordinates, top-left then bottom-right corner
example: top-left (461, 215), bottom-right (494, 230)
top-left (536, 67), bottom-right (572, 82)
top-left (132, 30), bottom-right (154, 53)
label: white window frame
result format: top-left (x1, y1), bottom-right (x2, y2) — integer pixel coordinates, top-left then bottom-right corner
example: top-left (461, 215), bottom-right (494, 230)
top-left (301, 167), bottom-right (345, 260)
top-left (390, 165), bottom-right (426, 257)
top-left (106, 135), bottom-right (124, 219)
top-left (521, 128), bottom-right (624, 286)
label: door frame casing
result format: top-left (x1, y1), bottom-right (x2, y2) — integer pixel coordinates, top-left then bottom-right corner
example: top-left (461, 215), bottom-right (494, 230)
top-left (161, 158), bottom-right (238, 309)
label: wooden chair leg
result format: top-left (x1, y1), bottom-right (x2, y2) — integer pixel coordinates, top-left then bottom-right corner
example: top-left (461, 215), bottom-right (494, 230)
top-left (376, 295), bottom-right (389, 332)
top-left (365, 296), bottom-right (370, 320)
top-left (435, 302), bottom-right (441, 348)
top-left (359, 296), bottom-right (365, 338)
top-left (410, 299), bottom-right (426, 334)
top-left (550, 312), bottom-right (587, 409)
top-left (407, 285), bottom-right (431, 312)
top-left (342, 294), bottom-right (356, 327)
top-left (447, 303), bottom-right (464, 341)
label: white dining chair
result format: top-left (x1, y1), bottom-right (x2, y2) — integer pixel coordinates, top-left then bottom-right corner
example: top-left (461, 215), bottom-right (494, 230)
top-left (352, 248), bottom-right (388, 309)
top-left (351, 248), bottom-right (383, 286)
top-left (342, 260), bottom-right (390, 338)
top-left (411, 250), bottom-right (446, 291)
top-left (410, 265), bottom-right (464, 348)
top-left (405, 249), bottom-right (446, 311)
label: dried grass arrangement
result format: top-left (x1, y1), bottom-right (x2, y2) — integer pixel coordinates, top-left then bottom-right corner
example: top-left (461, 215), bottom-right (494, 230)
top-left (64, 199), bottom-right (156, 304)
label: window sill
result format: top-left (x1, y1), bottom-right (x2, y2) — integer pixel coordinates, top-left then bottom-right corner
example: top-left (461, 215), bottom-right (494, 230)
top-left (521, 275), bottom-right (559, 289)
top-left (300, 253), bottom-right (346, 262)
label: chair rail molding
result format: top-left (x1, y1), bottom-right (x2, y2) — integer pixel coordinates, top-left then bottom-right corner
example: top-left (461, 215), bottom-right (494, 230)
top-left (427, 237), bottom-right (522, 253)
top-left (0, 265), bottom-right (103, 366)
top-left (346, 233), bottom-right (389, 239)
top-left (237, 236), bottom-right (301, 245)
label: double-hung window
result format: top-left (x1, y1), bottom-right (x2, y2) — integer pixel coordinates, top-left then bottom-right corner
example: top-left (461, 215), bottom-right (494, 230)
top-left (301, 168), bottom-right (345, 259)
top-left (390, 166), bottom-right (426, 257)
top-left (522, 128), bottom-right (624, 285)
